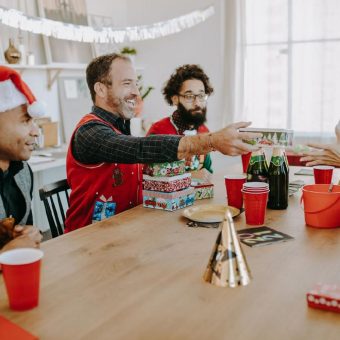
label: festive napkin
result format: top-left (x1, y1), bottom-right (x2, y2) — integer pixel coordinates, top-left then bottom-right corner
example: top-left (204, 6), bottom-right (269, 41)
top-left (0, 315), bottom-right (38, 340)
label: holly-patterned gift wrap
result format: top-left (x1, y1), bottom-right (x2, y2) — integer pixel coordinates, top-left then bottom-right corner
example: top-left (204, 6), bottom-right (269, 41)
top-left (143, 173), bottom-right (191, 192)
top-left (307, 283), bottom-right (340, 313)
top-left (191, 179), bottom-right (214, 200)
top-left (143, 187), bottom-right (195, 211)
top-left (143, 160), bottom-right (186, 177)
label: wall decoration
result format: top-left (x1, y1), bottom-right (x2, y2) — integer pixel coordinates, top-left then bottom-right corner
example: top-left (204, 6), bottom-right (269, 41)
top-left (58, 76), bottom-right (92, 143)
top-left (37, 0), bottom-right (93, 64)
top-left (88, 14), bottom-right (118, 57)
top-left (3, 38), bottom-right (21, 64)
top-left (0, 5), bottom-right (214, 44)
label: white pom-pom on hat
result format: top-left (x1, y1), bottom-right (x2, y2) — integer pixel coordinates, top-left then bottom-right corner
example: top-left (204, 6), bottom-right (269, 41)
top-left (0, 65), bottom-right (45, 117)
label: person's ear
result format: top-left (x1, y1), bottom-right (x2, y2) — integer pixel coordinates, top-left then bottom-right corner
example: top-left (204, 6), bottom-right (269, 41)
top-left (171, 95), bottom-right (179, 106)
top-left (94, 82), bottom-right (107, 98)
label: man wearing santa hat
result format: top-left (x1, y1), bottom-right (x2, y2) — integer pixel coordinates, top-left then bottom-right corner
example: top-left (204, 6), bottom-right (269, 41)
top-left (0, 65), bottom-right (44, 252)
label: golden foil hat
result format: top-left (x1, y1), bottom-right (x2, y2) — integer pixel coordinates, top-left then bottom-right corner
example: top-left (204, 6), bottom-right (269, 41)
top-left (203, 210), bottom-right (252, 287)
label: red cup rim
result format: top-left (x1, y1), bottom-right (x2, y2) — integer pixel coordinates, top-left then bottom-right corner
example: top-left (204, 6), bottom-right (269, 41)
top-left (224, 174), bottom-right (247, 180)
top-left (242, 185), bottom-right (269, 189)
top-left (243, 186), bottom-right (269, 189)
top-left (243, 182), bottom-right (269, 188)
top-left (313, 165), bottom-right (335, 170)
top-left (0, 248), bottom-right (44, 266)
top-left (242, 189), bottom-right (269, 194)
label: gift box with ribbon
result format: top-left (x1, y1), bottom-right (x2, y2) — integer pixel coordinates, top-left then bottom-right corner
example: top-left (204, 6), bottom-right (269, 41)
top-left (143, 160), bottom-right (186, 177)
top-left (191, 178), bottom-right (214, 200)
top-left (307, 283), bottom-right (340, 313)
top-left (143, 187), bottom-right (195, 211)
top-left (143, 173), bottom-right (191, 192)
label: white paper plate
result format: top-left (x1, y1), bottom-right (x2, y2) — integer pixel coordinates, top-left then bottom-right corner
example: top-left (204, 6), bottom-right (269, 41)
top-left (182, 204), bottom-right (240, 223)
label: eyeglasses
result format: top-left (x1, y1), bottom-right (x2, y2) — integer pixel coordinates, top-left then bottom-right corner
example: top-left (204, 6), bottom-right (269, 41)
top-left (178, 93), bottom-right (208, 103)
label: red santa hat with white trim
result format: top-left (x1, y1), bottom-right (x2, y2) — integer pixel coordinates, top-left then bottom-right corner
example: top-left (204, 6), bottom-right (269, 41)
top-left (0, 65), bottom-right (45, 117)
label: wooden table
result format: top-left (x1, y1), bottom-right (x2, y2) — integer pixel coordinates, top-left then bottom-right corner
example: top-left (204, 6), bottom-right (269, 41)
top-left (1, 166), bottom-right (340, 340)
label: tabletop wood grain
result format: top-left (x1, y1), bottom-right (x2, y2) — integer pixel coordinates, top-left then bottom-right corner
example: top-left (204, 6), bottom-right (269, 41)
top-left (1, 165), bottom-right (339, 340)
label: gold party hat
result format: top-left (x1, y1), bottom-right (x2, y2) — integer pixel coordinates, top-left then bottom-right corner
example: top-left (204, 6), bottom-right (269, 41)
top-left (203, 209), bottom-right (252, 287)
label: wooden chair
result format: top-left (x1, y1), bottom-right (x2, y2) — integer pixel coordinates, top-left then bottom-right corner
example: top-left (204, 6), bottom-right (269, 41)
top-left (39, 179), bottom-right (70, 238)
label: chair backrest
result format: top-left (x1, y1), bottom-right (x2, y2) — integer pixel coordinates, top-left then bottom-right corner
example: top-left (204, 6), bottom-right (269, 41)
top-left (39, 179), bottom-right (70, 238)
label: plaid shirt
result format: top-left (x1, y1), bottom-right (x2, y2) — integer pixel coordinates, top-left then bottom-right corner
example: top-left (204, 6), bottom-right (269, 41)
top-left (72, 106), bottom-right (182, 164)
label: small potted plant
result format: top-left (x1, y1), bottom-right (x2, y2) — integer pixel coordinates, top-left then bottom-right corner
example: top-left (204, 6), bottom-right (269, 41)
top-left (120, 46), bottom-right (137, 64)
top-left (134, 75), bottom-right (154, 117)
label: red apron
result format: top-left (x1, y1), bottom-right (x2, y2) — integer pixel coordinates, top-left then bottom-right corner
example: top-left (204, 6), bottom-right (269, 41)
top-left (147, 116), bottom-right (209, 135)
top-left (65, 113), bottom-right (142, 232)
top-left (147, 116), bottom-right (209, 170)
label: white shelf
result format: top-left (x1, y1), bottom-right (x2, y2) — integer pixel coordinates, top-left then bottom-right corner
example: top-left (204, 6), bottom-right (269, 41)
top-left (5, 64), bottom-right (49, 70)
top-left (2, 63), bottom-right (87, 70)
top-left (1, 63), bottom-right (144, 89)
top-left (1, 63), bottom-right (87, 89)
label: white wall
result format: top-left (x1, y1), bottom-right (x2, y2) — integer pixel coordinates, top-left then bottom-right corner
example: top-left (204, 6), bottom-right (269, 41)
top-left (86, 0), bottom-right (225, 131)
top-left (1, 0), bottom-right (225, 136)
top-left (124, 0), bottom-right (224, 132)
top-left (0, 0), bottom-right (86, 132)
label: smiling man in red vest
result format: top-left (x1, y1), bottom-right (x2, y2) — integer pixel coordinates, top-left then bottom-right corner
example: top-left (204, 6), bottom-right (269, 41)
top-left (65, 53), bottom-right (261, 232)
top-left (147, 65), bottom-right (213, 173)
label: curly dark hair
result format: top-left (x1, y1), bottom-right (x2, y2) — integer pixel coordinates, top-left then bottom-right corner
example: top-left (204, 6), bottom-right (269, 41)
top-left (86, 53), bottom-right (130, 102)
top-left (162, 64), bottom-right (214, 105)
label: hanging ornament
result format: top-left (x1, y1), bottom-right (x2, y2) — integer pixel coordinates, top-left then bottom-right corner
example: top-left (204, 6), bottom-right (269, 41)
top-left (4, 38), bottom-right (21, 64)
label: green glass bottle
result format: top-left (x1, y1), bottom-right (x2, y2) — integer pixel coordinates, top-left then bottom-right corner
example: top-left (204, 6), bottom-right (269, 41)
top-left (283, 149), bottom-right (290, 175)
top-left (246, 149), bottom-right (269, 183)
top-left (268, 147), bottom-right (289, 209)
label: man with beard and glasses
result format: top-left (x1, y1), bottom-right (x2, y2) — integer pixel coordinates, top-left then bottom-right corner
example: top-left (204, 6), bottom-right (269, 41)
top-left (65, 54), bottom-right (262, 232)
top-left (147, 65), bottom-right (213, 172)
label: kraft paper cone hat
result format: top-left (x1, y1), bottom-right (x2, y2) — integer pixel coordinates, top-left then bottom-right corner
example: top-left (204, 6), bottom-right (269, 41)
top-left (203, 209), bottom-right (252, 288)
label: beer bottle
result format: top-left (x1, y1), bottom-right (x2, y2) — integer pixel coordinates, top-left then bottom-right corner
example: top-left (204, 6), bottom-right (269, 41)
top-left (246, 149), bottom-right (269, 183)
top-left (283, 150), bottom-right (290, 175)
top-left (268, 147), bottom-right (288, 209)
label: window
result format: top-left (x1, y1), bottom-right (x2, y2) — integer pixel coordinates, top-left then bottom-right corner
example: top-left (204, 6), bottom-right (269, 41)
top-left (244, 0), bottom-right (340, 136)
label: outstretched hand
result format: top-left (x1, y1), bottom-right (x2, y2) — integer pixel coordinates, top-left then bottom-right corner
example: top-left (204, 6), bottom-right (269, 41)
top-left (211, 122), bottom-right (262, 156)
top-left (300, 142), bottom-right (340, 167)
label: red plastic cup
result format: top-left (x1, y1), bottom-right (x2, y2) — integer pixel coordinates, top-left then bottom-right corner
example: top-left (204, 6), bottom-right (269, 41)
top-left (224, 175), bottom-right (247, 209)
top-left (0, 248), bottom-right (44, 311)
top-left (241, 152), bottom-right (252, 173)
top-left (243, 182), bottom-right (269, 191)
top-left (242, 190), bottom-right (269, 225)
top-left (313, 166), bottom-right (334, 184)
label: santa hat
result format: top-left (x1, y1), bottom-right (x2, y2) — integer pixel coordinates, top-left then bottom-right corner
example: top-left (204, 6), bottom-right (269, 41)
top-left (0, 65), bottom-right (45, 117)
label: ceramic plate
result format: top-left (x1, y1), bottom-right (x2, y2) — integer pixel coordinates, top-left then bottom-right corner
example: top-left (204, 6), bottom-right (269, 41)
top-left (182, 204), bottom-right (240, 223)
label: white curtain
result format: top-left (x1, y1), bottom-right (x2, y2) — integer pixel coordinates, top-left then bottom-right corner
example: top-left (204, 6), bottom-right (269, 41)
top-left (222, 0), bottom-right (340, 142)
top-left (221, 0), bottom-right (246, 126)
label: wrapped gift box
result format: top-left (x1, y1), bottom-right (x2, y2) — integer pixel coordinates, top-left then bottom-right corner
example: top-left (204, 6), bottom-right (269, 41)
top-left (143, 160), bottom-right (186, 177)
top-left (191, 179), bottom-right (214, 200)
top-left (143, 187), bottom-right (195, 211)
top-left (143, 173), bottom-right (191, 192)
top-left (306, 283), bottom-right (340, 313)
top-left (239, 128), bottom-right (294, 148)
